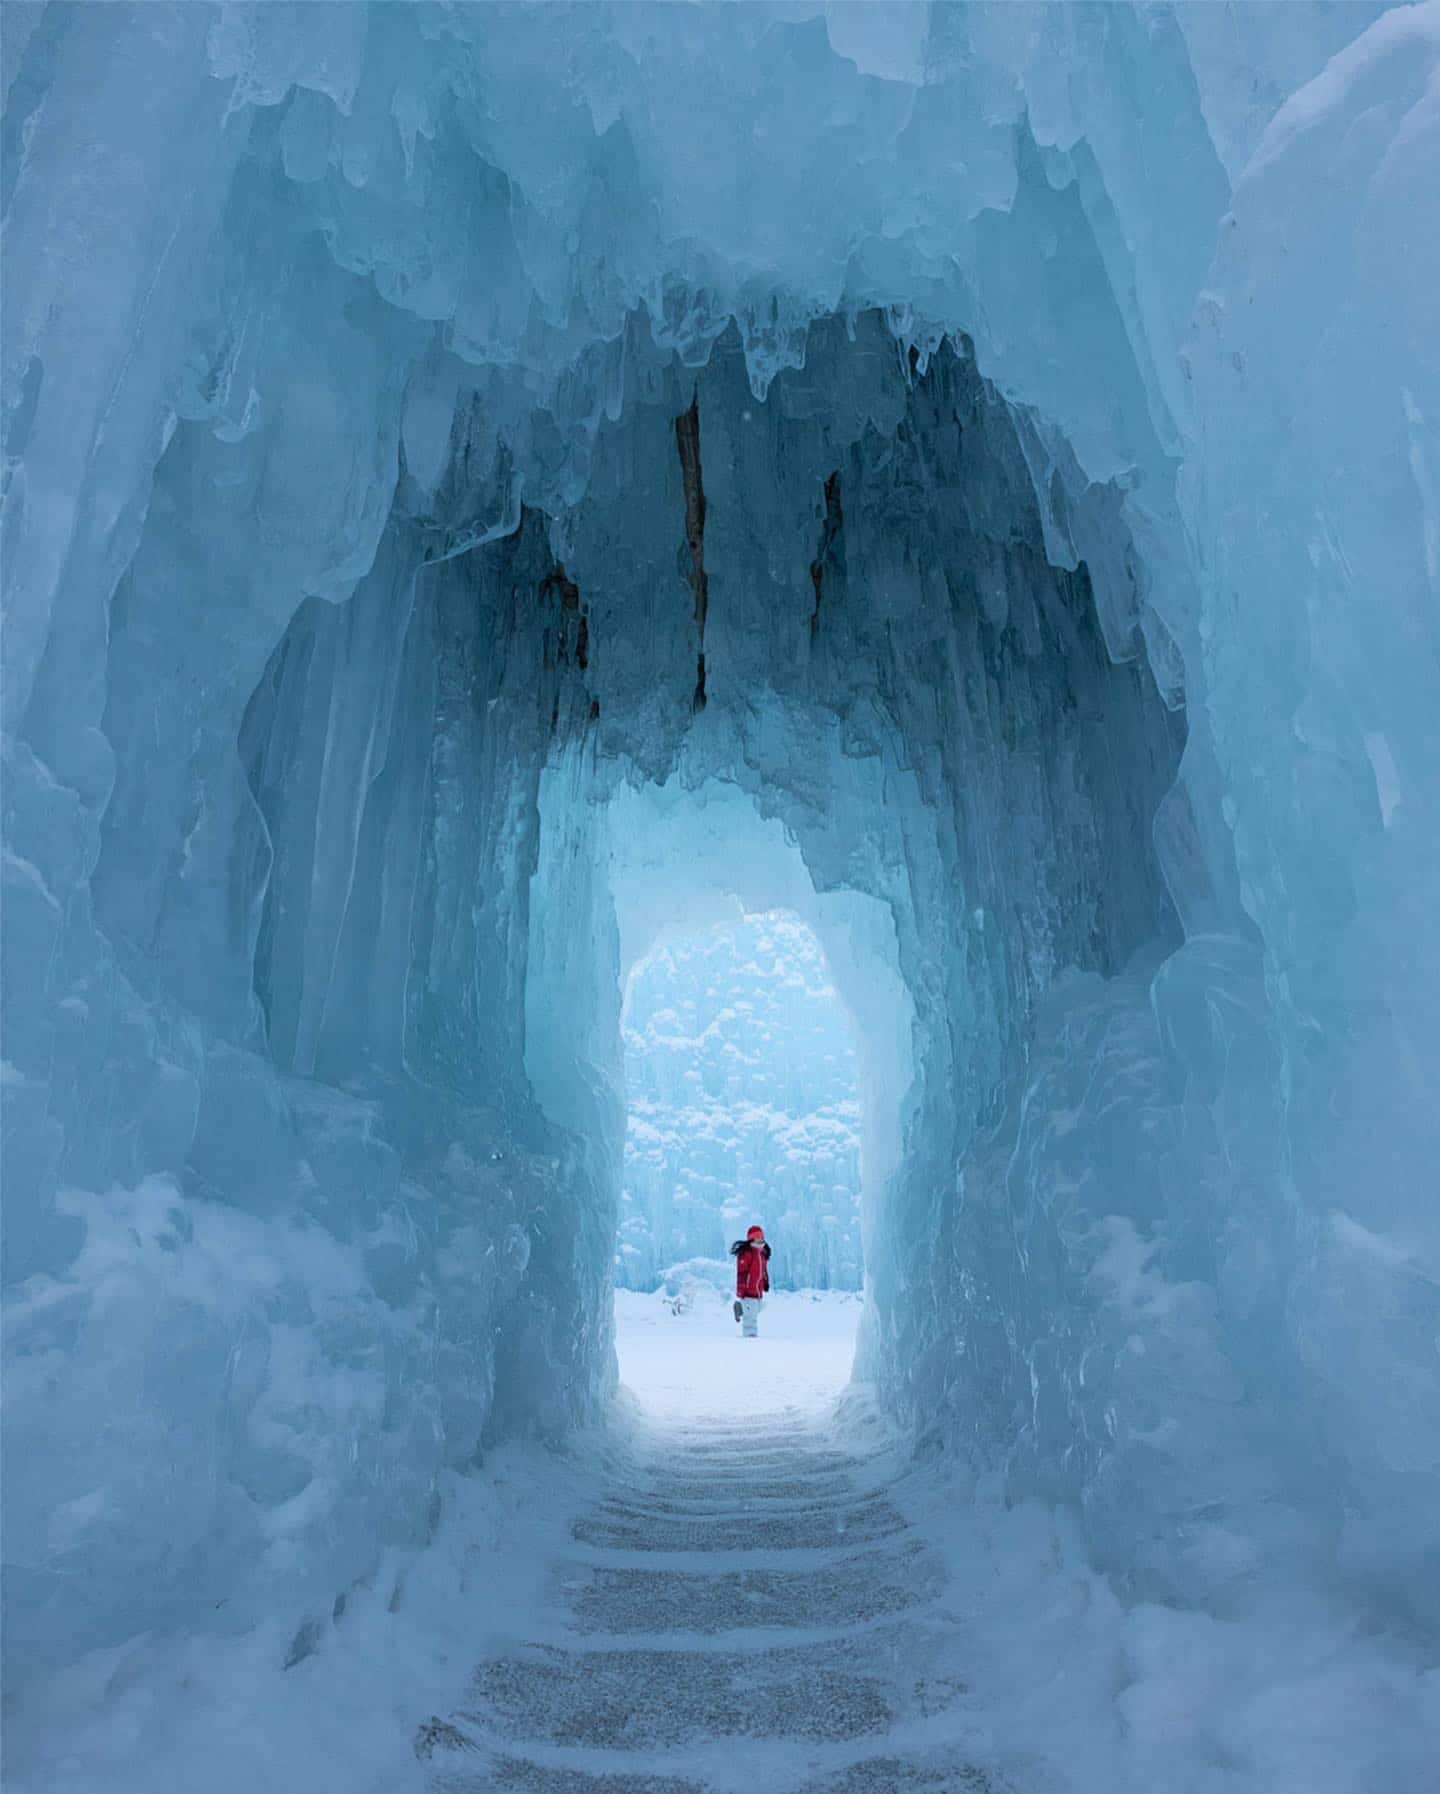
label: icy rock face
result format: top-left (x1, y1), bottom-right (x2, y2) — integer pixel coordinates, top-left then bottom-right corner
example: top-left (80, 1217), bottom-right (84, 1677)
top-left (617, 913), bottom-right (863, 1292)
top-left (4, 0), bottom-right (1439, 1679)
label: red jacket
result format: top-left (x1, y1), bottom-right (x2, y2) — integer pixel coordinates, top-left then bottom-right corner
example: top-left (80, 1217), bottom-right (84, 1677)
top-left (731, 1240), bottom-right (771, 1300)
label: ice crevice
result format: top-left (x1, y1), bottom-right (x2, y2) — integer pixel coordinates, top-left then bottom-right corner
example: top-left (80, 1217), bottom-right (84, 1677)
top-left (3, 4), bottom-right (1439, 1790)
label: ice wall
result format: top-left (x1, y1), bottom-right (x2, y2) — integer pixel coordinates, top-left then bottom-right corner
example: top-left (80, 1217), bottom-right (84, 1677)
top-left (618, 912), bottom-right (864, 1291)
top-left (4, 0), bottom-right (1439, 1687)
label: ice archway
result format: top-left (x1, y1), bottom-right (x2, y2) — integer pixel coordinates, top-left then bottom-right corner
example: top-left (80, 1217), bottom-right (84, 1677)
top-left (4, 0), bottom-right (1439, 1727)
top-left (605, 805), bottom-right (889, 1297)
top-left (604, 786), bottom-right (913, 1301)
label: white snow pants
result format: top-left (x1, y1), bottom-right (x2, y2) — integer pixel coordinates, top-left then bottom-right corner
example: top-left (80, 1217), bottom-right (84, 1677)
top-left (741, 1297), bottom-right (763, 1337)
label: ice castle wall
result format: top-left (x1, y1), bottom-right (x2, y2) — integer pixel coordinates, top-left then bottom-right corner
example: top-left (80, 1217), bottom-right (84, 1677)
top-left (5, 0), bottom-right (1438, 1676)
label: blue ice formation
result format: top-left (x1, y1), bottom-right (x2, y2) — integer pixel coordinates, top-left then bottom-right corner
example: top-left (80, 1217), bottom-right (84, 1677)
top-left (3, 0), bottom-right (1439, 1689)
top-left (617, 911), bottom-right (864, 1292)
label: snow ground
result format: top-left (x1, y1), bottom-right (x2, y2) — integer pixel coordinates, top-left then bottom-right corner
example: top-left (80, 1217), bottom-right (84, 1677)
top-left (2, 1293), bottom-right (858, 1794)
top-left (6, 1291), bottom-right (1436, 1794)
top-left (614, 1285), bottom-right (863, 1421)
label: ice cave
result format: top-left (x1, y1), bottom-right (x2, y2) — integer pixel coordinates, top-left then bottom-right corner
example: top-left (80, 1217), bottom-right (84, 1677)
top-left (2, 4), bottom-right (1438, 1791)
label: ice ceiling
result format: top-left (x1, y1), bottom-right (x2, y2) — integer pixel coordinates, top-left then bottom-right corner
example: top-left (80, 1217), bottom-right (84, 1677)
top-left (4, 0), bottom-right (1438, 1685)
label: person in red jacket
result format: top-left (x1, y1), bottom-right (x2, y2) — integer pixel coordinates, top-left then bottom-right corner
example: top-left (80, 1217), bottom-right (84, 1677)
top-left (730, 1224), bottom-right (771, 1337)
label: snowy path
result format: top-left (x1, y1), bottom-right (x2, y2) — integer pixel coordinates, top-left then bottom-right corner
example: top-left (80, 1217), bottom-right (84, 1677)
top-left (419, 1425), bottom-right (986, 1793)
top-left (11, 1292), bottom-right (1434, 1793)
top-left (417, 1292), bottom-right (996, 1793)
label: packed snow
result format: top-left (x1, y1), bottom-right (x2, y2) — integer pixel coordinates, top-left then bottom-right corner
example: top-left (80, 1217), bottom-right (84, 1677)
top-left (7, 1293), bottom-right (1436, 1793)
top-left (615, 1285), bottom-right (864, 1420)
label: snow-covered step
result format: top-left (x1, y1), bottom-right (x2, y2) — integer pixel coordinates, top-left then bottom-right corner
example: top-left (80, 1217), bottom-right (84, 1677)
top-left (562, 1544), bottom-right (943, 1636)
top-left (620, 1472), bottom-right (858, 1504)
top-left (792, 1755), bottom-right (1002, 1793)
top-left (421, 1412), bottom-right (980, 1793)
top-left (469, 1760), bottom-right (707, 1794)
top-left (435, 1747), bottom-right (1003, 1794)
top-left (630, 1440), bottom-right (851, 1460)
top-left (460, 1637), bottom-right (897, 1749)
top-left (572, 1494), bottom-right (903, 1554)
top-left (589, 1476), bottom-right (863, 1516)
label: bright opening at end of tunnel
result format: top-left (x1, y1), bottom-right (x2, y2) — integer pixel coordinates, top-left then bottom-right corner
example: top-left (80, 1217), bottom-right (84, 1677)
top-left (613, 910), bottom-right (868, 1420)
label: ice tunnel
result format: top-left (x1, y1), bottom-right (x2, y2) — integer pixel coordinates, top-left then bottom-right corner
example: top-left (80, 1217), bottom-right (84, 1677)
top-left (3, 4), bottom-right (1439, 1789)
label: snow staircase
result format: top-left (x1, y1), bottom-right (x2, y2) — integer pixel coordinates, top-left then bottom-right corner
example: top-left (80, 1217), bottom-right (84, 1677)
top-left (417, 1416), bottom-right (1001, 1793)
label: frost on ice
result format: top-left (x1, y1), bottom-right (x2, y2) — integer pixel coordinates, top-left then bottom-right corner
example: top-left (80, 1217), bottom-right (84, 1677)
top-left (3, 1), bottom-right (1439, 1783)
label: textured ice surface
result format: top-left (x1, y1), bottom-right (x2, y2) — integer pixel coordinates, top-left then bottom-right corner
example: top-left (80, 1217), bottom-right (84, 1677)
top-left (3, 0), bottom-right (1439, 1748)
top-left (6, 1298), bottom-right (1435, 1794)
top-left (618, 913), bottom-right (863, 1291)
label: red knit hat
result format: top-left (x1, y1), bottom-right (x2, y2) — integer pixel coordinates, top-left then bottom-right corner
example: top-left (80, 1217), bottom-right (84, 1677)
top-left (747, 1224), bottom-right (765, 1240)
